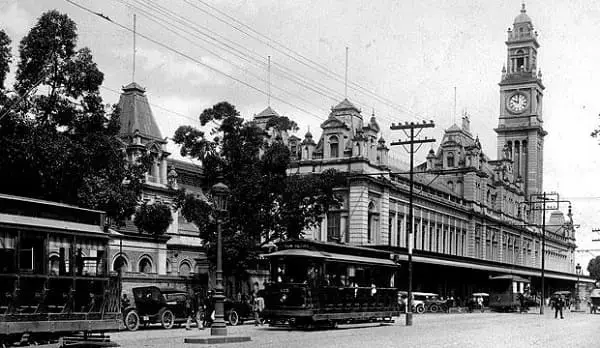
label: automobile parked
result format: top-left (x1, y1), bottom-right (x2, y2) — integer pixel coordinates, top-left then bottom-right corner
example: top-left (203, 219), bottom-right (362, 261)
top-left (123, 286), bottom-right (190, 331)
top-left (398, 291), bottom-right (426, 314)
top-left (413, 292), bottom-right (448, 313)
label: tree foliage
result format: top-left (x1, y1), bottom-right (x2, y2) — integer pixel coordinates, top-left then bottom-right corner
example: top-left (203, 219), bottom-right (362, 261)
top-left (134, 202), bottom-right (174, 236)
top-left (0, 29), bottom-right (11, 90)
top-left (588, 256), bottom-right (600, 281)
top-left (173, 102), bottom-right (343, 276)
top-left (0, 11), bottom-right (148, 223)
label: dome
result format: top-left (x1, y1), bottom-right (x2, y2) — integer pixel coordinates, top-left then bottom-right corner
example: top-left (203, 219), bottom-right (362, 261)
top-left (514, 3), bottom-right (532, 24)
top-left (305, 130), bottom-right (313, 138)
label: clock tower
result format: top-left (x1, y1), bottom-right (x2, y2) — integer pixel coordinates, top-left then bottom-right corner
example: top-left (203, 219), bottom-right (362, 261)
top-left (495, 3), bottom-right (546, 199)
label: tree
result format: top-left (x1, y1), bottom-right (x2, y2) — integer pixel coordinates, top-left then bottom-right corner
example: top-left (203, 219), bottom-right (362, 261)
top-left (0, 11), bottom-right (149, 223)
top-left (0, 29), bottom-right (11, 90)
top-left (173, 102), bottom-right (342, 276)
top-left (134, 201), bottom-right (174, 236)
top-left (588, 256), bottom-right (600, 281)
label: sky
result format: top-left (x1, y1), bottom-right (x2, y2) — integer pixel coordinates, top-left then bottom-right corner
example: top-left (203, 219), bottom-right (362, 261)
top-left (1, 0), bottom-right (600, 272)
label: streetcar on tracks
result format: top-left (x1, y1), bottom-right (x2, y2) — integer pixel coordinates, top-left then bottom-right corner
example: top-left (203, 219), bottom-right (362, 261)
top-left (488, 274), bottom-right (531, 312)
top-left (0, 194), bottom-right (122, 347)
top-left (261, 239), bottom-right (400, 328)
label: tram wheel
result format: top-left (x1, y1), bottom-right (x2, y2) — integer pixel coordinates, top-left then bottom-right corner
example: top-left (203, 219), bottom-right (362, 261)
top-left (125, 310), bottom-right (140, 331)
top-left (160, 309), bottom-right (175, 329)
top-left (429, 304), bottom-right (440, 313)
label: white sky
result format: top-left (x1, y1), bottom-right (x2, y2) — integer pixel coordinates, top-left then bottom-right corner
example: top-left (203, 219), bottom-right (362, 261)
top-left (2, 0), bottom-right (600, 272)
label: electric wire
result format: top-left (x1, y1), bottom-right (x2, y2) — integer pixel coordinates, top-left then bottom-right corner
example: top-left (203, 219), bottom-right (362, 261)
top-left (65, 0), bottom-right (326, 123)
top-left (114, 0), bottom-right (331, 114)
top-left (187, 0), bottom-right (426, 121)
top-left (119, 0), bottom-right (409, 133)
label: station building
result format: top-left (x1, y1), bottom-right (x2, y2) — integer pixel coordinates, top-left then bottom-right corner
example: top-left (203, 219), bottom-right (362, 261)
top-left (258, 4), bottom-right (586, 298)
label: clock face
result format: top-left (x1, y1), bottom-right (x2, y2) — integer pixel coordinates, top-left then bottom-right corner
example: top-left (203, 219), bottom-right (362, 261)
top-left (507, 93), bottom-right (528, 113)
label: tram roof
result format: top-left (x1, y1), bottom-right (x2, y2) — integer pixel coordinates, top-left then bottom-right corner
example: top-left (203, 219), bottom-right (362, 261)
top-left (261, 248), bottom-right (397, 267)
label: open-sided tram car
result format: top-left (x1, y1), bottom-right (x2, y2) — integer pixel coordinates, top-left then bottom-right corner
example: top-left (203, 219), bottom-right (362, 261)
top-left (261, 239), bottom-right (400, 328)
top-left (0, 194), bottom-right (121, 346)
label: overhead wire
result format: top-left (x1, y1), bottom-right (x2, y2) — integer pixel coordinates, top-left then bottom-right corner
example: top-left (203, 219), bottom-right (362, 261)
top-left (123, 0), bottom-right (410, 134)
top-left (115, 0), bottom-right (331, 114)
top-left (187, 0), bottom-right (426, 122)
top-left (65, 0), bottom-right (327, 123)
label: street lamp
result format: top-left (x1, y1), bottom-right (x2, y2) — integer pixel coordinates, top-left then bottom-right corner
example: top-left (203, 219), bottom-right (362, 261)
top-left (210, 181), bottom-right (229, 337)
top-left (575, 263), bottom-right (582, 311)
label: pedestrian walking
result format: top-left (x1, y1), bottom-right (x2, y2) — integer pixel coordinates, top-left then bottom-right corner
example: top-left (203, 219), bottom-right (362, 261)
top-left (251, 282), bottom-right (264, 326)
top-left (185, 289), bottom-right (195, 330)
top-left (553, 295), bottom-right (565, 319)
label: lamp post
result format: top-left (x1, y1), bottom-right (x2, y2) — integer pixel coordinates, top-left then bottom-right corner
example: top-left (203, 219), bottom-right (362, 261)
top-left (185, 180), bottom-right (251, 344)
top-left (575, 263), bottom-right (582, 311)
top-left (210, 181), bottom-right (229, 337)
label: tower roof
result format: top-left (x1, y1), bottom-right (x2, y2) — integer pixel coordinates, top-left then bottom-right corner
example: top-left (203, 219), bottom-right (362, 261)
top-left (332, 98), bottom-right (359, 112)
top-left (255, 106), bottom-right (280, 119)
top-left (117, 82), bottom-right (164, 141)
top-left (514, 3), bottom-right (532, 24)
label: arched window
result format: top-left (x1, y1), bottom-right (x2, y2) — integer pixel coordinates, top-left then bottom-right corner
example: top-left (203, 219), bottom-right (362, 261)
top-left (166, 259), bottom-right (172, 274)
top-left (447, 153), bottom-right (455, 168)
top-left (329, 136), bottom-right (339, 158)
top-left (447, 181), bottom-right (454, 192)
top-left (113, 255), bottom-right (128, 274)
top-left (138, 256), bottom-right (153, 274)
top-left (179, 261), bottom-right (192, 276)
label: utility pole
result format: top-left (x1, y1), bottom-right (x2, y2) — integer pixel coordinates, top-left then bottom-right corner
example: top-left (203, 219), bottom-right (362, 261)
top-left (528, 192), bottom-right (570, 315)
top-left (390, 120), bottom-right (435, 326)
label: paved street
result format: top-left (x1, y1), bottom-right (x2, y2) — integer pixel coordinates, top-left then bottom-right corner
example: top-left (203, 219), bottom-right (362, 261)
top-left (111, 310), bottom-right (600, 348)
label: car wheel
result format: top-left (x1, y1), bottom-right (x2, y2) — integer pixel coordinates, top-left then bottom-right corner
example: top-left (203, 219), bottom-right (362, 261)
top-left (228, 310), bottom-right (239, 326)
top-left (160, 309), bottom-right (175, 329)
top-left (415, 305), bottom-right (425, 314)
top-left (124, 310), bottom-right (140, 331)
top-left (429, 304), bottom-right (440, 313)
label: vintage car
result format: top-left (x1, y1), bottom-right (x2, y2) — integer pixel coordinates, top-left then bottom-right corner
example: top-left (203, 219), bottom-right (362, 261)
top-left (224, 297), bottom-right (263, 326)
top-left (123, 286), bottom-right (189, 331)
top-left (413, 292), bottom-right (448, 313)
top-left (398, 291), bottom-right (426, 314)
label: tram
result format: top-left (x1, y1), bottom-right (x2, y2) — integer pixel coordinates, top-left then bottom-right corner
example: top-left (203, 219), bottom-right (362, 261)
top-left (0, 194), bottom-right (121, 346)
top-left (488, 274), bottom-right (531, 311)
top-left (261, 239), bottom-right (400, 328)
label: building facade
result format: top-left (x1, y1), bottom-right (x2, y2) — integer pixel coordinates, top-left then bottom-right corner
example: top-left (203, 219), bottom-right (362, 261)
top-left (270, 5), bottom-right (579, 297)
top-left (109, 82), bottom-right (208, 295)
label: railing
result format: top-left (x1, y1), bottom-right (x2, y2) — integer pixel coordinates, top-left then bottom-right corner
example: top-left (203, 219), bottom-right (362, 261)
top-left (265, 283), bottom-right (399, 313)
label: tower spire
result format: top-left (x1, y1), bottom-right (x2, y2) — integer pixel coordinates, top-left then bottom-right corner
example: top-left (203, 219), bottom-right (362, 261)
top-left (344, 47), bottom-right (349, 98)
top-left (267, 55), bottom-right (271, 107)
top-left (132, 14), bottom-right (137, 83)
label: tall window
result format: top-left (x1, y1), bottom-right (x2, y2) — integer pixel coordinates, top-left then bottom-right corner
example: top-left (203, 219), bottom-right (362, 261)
top-left (327, 212), bottom-right (341, 242)
top-left (368, 202), bottom-right (378, 244)
top-left (329, 136), bottom-right (339, 158)
top-left (447, 153), bottom-right (455, 167)
top-left (388, 216), bottom-right (394, 246)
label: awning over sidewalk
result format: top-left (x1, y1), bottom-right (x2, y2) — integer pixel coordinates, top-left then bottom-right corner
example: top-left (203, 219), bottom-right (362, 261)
top-left (393, 253), bottom-right (593, 283)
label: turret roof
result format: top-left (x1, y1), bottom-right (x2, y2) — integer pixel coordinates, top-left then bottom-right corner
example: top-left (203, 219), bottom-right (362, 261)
top-left (255, 106), bottom-right (280, 119)
top-left (117, 82), bottom-right (164, 141)
top-left (332, 98), bottom-right (359, 111)
top-left (514, 3), bottom-right (532, 24)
